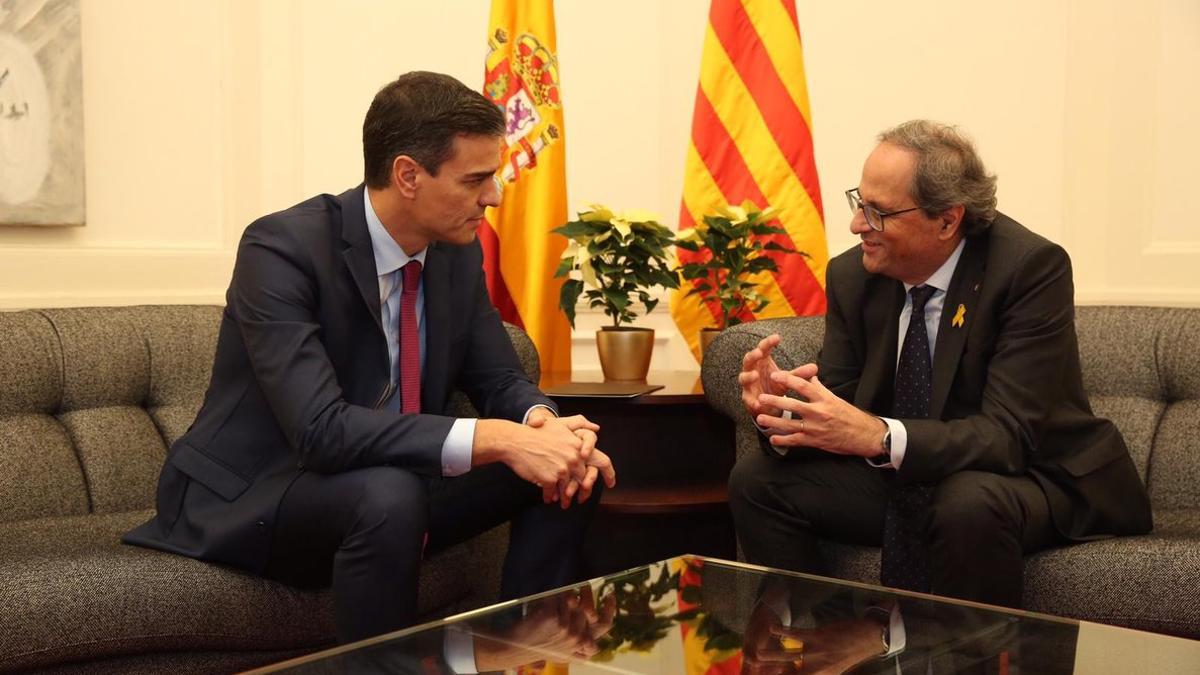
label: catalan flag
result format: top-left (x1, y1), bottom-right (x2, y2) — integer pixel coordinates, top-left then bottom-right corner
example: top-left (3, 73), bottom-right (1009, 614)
top-left (481, 0), bottom-right (572, 373)
top-left (671, 0), bottom-right (829, 361)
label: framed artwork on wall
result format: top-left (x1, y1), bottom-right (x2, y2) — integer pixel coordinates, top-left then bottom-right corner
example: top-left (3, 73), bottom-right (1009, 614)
top-left (0, 0), bottom-right (84, 227)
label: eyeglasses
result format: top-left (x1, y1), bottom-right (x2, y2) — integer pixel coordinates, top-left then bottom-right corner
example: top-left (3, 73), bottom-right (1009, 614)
top-left (845, 188), bottom-right (925, 232)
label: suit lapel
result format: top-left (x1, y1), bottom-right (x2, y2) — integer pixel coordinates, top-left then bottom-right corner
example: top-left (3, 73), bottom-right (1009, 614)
top-left (855, 277), bottom-right (905, 413)
top-left (421, 243), bottom-right (452, 411)
top-left (930, 235), bottom-right (988, 418)
top-left (340, 186), bottom-right (384, 334)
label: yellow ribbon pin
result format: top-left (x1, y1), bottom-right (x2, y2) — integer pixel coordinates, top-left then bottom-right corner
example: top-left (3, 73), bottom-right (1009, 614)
top-left (952, 303), bottom-right (967, 328)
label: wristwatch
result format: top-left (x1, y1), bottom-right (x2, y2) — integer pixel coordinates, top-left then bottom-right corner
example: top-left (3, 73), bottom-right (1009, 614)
top-left (878, 424), bottom-right (892, 460)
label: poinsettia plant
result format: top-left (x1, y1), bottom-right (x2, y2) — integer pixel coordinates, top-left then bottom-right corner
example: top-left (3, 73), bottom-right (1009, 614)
top-left (674, 201), bottom-right (805, 329)
top-left (553, 204), bottom-right (679, 328)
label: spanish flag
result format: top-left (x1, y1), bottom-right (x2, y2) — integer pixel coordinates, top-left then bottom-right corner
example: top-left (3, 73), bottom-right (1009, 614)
top-left (481, 0), bottom-right (572, 373)
top-left (671, 0), bottom-right (829, 361)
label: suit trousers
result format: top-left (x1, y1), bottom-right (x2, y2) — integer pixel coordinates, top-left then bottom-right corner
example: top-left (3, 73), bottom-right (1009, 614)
top-left (728, 449), bottom-right (1061, 608)
top-left (263, 462), bottom-right (600, 643)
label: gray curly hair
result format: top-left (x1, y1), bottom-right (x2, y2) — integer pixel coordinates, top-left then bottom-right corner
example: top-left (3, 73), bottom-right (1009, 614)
top-left (878, 120), bottom-right (998, 235)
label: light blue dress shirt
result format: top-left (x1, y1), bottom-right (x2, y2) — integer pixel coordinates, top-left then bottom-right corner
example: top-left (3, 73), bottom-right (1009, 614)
top-left (363, 190), bottom-right (474, 477)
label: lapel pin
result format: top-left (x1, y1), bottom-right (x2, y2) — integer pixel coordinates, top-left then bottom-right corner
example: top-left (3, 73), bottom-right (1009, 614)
top-left (952, 303), bottom-right (967, 328)
top-left (973, 283), bottom-right (980, 292)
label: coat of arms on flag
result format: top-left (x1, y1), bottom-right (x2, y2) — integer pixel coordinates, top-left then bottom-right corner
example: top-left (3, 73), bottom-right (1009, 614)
top-left (485, 29), bottom-right (562, 185)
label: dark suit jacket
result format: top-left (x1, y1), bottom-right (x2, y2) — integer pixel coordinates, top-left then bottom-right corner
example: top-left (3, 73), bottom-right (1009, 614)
top-left (805, 214), bottom-right (1151, 540)
top-left (125, 185), bottom-right (553, 572)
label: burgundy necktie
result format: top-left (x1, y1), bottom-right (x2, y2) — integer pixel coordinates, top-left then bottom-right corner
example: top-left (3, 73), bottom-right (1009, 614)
top-left (399, 260), bottom-right (422, 414)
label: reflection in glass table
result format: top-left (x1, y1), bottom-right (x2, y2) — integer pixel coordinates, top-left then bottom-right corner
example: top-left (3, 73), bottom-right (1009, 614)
top-left (249, 555), bottom-right (1200, 674)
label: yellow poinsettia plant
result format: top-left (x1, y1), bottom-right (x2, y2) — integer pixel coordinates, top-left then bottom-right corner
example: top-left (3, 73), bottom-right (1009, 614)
top-left (675, 201), bottom-right (805, 329)
top-left (553, 205), bottom-right (680, 328)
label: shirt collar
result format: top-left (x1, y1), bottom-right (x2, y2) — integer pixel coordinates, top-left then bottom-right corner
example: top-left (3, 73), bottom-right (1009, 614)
top-left (364, 188), bottom-right (426, 276)
top-left (904, 237), bottom-right (966, 294)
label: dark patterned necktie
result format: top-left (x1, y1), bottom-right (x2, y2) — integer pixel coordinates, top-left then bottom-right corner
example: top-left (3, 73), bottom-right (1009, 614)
top-left (881, 285), bottom-right (937, 592)
top-left (399, 260), bottom-right (422, 414)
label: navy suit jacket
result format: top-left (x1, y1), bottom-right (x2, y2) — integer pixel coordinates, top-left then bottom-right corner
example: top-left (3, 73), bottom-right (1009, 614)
top-left (772, 214), bottom-right (1152, 541)
top-left (125, 185), bottom-right (553, 572)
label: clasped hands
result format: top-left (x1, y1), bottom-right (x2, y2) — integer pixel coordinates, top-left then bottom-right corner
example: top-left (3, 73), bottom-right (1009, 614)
top-left (473, 584), bottom-right (617, 670)
top-left (524, 410), bottom-right (616, 508)
top-left (739, 334), bottom-right (885, 458)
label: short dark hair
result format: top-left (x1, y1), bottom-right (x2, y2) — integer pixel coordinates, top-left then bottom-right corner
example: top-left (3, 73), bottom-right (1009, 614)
top-left (878, 120), bottom-right (998, 235)
top-left (362, 72), bottom-right (505, 188)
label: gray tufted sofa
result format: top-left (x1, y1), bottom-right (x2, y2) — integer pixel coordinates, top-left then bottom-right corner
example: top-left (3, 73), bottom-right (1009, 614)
top-left (702, 305), bottom-right (1200, 639)
top-left (0, 305), bottom-right (540, 673)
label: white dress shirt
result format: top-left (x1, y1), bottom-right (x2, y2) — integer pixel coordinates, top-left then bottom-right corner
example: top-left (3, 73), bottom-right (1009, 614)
top-left (870, 238), bottom-right (967, 470)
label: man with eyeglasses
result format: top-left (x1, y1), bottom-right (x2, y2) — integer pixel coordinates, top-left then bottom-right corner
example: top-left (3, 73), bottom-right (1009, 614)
top-left (729, 120), bottom-right (1151, 609)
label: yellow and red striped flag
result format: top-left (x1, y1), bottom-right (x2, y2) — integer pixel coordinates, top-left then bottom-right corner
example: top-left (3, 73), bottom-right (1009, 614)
top-left (481, 0), bottom-right (572, 374)
top-left (671, 0), bottom-right (829, 361)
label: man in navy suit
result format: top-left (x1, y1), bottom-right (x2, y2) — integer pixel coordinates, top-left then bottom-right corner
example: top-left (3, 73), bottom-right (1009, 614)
top-left (126, 71), bottom-right (615, 643)
top-left (729, 120), bottom-right (1150, 609)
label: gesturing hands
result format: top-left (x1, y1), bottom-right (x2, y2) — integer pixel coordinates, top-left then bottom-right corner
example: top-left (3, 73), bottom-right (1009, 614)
top-left (738, 334), bottom-right (788, 418)
top-left (739, 334), bottom-right (886, 459)
top-left (754, 368), bottom-right (886, 458)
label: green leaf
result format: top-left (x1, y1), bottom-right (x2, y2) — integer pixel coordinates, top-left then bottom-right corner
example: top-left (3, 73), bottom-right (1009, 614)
top-left (762, 241), bottom-right (798, 253)
top-left (558, 279), bottom-right (583, 327)
top-left (749, 224), bottom-right (788, 236)
top-left (603, 287), bottom-right (631, 312)
top-left (553, 220), bottom-right (599, 239)
top-left (705, 632), bottom-right (743, 651)
top-left (554, 256), bottom-right (574, 278)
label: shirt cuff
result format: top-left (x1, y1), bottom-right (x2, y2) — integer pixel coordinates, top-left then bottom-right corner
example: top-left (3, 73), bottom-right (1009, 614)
top-left (885, 604), bottom-right (906, 656)
top-left (753, 417), bottom-right (790, 457)
top-left (865, 417), bottom-right (907, 470)
top-left (864, 604), bottom-right (906, 658)
top-left (441, 418), bottom-right (476, 477)
top-left (522, 404), bottom-right (557, 425)
top-left (443, 627), bottom-right (478, 674)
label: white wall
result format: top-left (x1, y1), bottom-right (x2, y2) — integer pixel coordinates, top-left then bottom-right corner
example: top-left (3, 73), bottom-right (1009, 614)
top-left (1, 0), bottom-right (1196, 368)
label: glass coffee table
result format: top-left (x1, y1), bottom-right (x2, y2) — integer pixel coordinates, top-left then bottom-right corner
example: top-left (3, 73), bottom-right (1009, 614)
top-left (249, 555), bottom-right (1199, 674)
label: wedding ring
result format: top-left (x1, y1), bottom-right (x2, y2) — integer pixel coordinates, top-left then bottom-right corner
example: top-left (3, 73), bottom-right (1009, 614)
top-left (799, 417), bottom-right (806, 432)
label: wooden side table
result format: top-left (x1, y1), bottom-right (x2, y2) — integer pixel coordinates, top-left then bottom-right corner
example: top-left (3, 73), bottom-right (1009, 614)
top-left (540, 370), bottom-right (738, 573)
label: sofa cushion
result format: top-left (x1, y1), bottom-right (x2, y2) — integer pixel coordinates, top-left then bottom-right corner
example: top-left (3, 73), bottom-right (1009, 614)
top-left (1147, 308), bottom-right (1200, 510)
top-left (1022, 508), bottom-right (1200, 637)
top-left (1075, 307), bottom-right (1166, 399)
top-left (815, 510), bottom-right (1200, 639)
top-left (0, 311), bottom-right (61, 416)
top-left (124, 305), bottom-right (222, 446)
top-left (0, 414), bottom-right (89, 522)
top-left (0, 510), bottom-right (336, 672)
top-left (1147, 401), bottom-right (1200, 510)
top-left (0, 509), bottom-right (509, 672)
top-left (1088, 396), bottom-right (1162, 485)
top-left (0, 312), bottom-right (89, 524)
top-left (56, 406), bottom-right (169, 514)
top-left (41, 308), bottom-right (150, 413)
